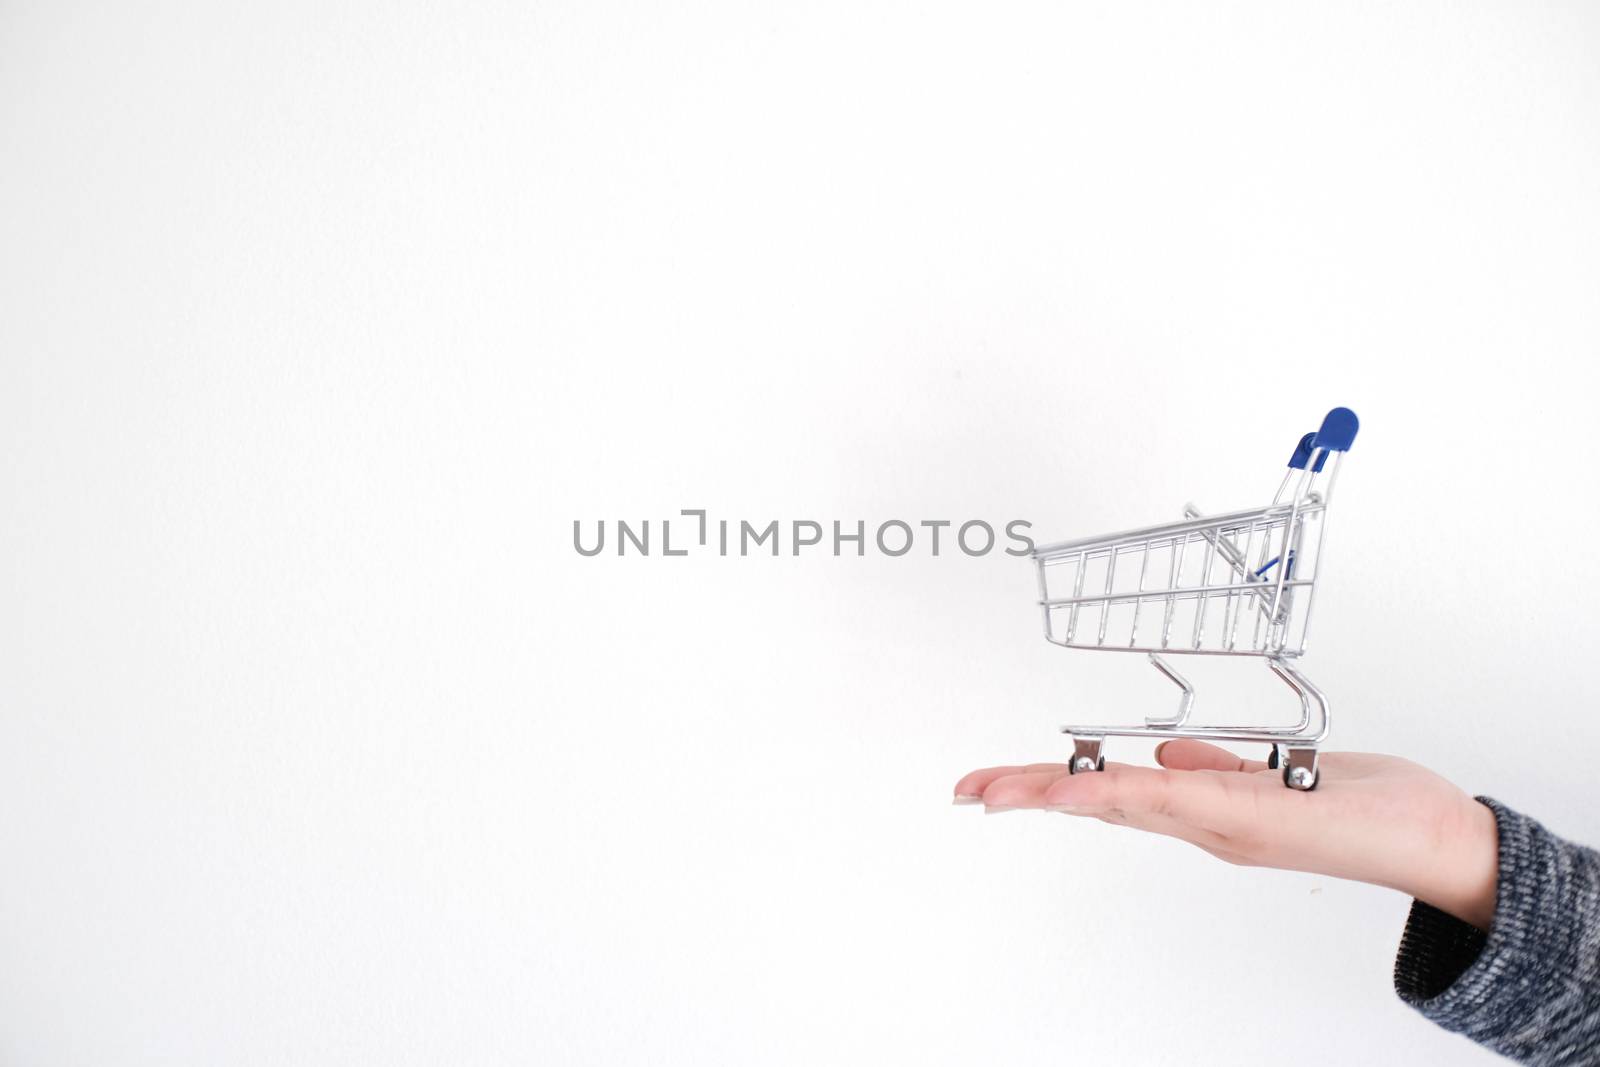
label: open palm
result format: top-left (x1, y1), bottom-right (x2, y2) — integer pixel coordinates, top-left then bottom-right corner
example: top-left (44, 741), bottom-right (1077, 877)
top-left (955, 740), bottom-right (1500, 929)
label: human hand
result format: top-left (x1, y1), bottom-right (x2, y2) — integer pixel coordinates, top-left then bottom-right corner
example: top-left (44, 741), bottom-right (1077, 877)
top-left (954, 741), bottom-right (1501, 930)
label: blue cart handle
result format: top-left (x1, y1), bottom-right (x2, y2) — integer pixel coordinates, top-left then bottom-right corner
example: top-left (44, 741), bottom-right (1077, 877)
top-left (1314, 407), bottom-right (1359, 452)
top-left (1286, 432), bottom-right (1319, 471)
top-left (1287, 407), bottom-right (1360, 471)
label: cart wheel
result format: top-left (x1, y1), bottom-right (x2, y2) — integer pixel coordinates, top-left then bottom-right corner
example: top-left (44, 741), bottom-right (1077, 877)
top-left (1068, 735), bottom-right (1105, 775)
top-left (1281, 749), bottom-right (1319, 791)
top-left (1267, 746), bottom-right (1280, 770)
top-left (1282, 764), bottom-right (1318, 790)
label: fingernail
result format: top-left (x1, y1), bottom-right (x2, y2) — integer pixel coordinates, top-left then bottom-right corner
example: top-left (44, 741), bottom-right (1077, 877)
top-left (983, 805), bottom-right (1015, 815)
top-left (1046, 804), bottom-right (1092, 815)
top-left (952, 794), bottom-right (982, 805)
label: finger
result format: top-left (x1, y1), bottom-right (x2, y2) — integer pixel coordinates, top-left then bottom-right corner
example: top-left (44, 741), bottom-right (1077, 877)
top-left (953, 763), bottom-right (1068, 802)
top-left (1065, 804), bottom-right (1238, 856)
top-left (1041, 763), bottom-right (1240, 833)
top-left (979, 769), bottom-right (1071, 810)
top-left (1155, 739), bottom-right (1269, 775)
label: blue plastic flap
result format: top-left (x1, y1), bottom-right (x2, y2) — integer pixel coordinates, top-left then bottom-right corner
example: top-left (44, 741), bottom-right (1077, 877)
top-left (1287, 432), bottom-right (1317, 470)
top-left (1313, 407), bottom-right (1359, 452)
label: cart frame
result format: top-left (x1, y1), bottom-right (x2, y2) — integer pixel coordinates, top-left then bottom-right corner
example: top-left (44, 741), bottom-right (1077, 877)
top-left (1032, 407), bottom-right (1359, 790)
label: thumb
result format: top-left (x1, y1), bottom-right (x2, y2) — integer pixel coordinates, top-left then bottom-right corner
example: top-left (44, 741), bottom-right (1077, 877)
top-left (1155, 739), bottom-right (1268, 774)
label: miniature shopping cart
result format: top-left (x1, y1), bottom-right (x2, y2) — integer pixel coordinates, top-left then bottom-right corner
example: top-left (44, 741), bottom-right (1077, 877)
top-left (1032, 407), bottom-right (1359, 791)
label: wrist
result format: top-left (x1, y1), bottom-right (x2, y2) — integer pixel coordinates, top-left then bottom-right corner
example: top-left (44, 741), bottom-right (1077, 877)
top-left (1412, 795), bottom-right (1499, 931)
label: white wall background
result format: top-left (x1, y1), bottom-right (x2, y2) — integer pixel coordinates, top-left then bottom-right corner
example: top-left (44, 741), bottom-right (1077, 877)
top-left (4, 2), bottom-right (1598, 1063)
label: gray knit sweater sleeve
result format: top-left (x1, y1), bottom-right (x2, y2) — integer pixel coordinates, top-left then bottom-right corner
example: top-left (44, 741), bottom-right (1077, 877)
top-left (1394, 797), bottom-right (1600, 1063)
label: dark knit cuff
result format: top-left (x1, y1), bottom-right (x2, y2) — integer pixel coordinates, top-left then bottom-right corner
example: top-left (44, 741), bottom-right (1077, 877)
top-left (1394, 896), bottom-right (1487, 1003)
top-left (1393, 796), bottom-right (1600, 1064)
